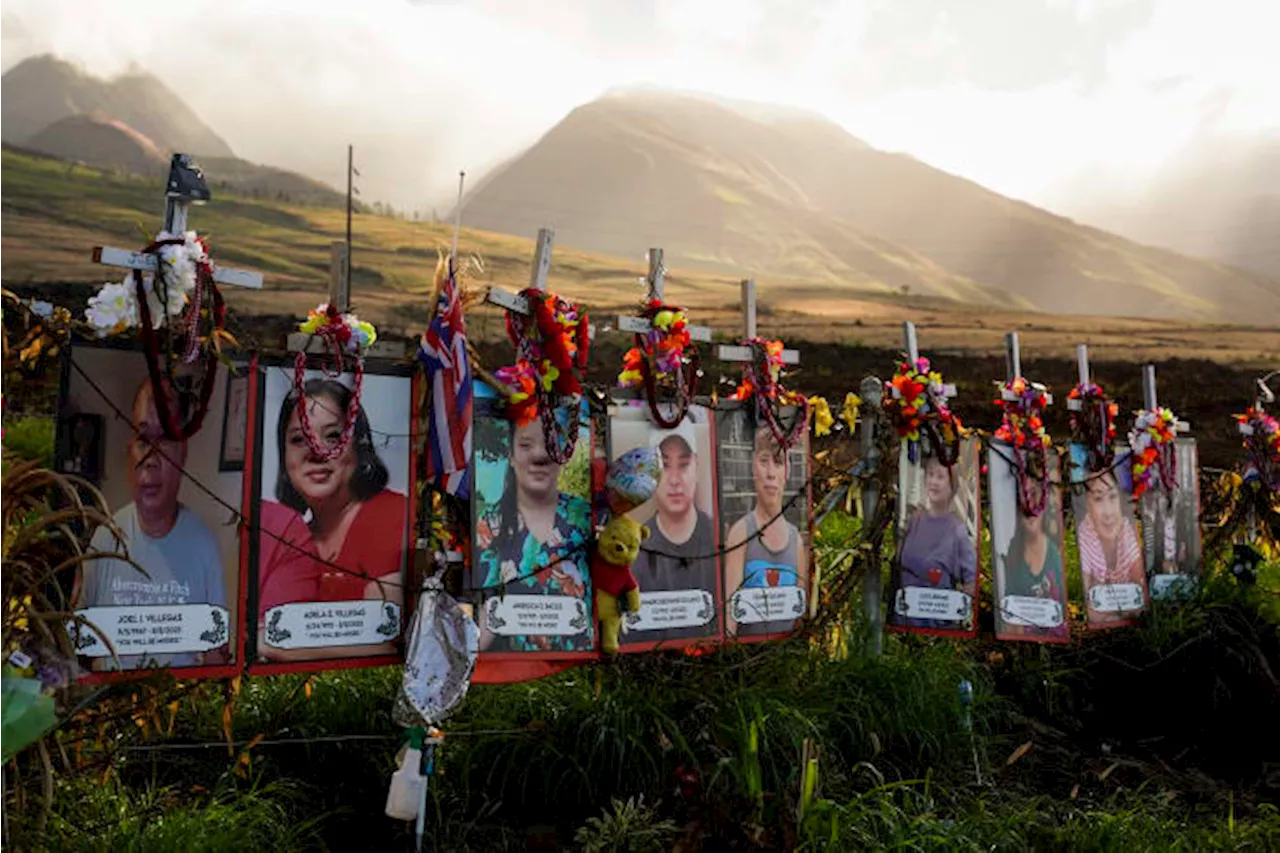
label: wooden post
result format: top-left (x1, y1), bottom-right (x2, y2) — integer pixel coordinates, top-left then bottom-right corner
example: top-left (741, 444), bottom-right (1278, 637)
top-left (529, 227), bottom-right (554, 291)
top-left (742, 280), bottom-right (758, 338)
top-left (860, 375), bottom-right (884, 656)
top-left (1076, 344), bottom-right (1090, 386)
top-left (1142, 364), bottom-right (1158, 411)
top-left (1005, 332), bottom-right (1021, 381)
top-left (903, 321), bottom-right (919, 362)
top-left (647, 248), bottom-right (665, 300)
top-left (329, 241), bottom-right (350, 313)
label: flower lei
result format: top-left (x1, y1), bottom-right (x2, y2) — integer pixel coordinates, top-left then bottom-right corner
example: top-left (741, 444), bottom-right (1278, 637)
top-left (617, 299), bottom-right (699, 429)
top-left (994, 377), bottom-right (1053, 517)
top-left (883, 355), bottom-right (964, 465)
top-left (1128, 407), bottom-right (1178, 500)
top-left (88, 232), bottom-right (228, 440)
top-left (293, 303), bottom-right (377, 462)
top-left (1067, 381), bottom-right (1118, 474)
top-left (1234, 406), bottom-right (1280, 491)
top-left (501, 289), bottom-right (589, 464)
top-left (730, 337), bottom-right (808, 452)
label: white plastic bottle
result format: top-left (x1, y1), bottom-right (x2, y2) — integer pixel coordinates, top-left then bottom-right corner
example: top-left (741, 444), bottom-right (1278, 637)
top-left (385, 744), bottom-right (425, 821)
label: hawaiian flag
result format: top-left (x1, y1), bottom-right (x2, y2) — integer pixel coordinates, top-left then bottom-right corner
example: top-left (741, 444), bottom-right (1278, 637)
top-left (419, 256), bottom-right (472, 498)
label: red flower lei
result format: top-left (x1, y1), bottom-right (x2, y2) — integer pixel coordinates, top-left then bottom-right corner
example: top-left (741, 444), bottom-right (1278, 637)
top-left (617, 299), bottom-right (699, 429)
top-left (882, 355), bottom-right (963, 466)
top-left (994, 377), bottom-right (1053, 517)
top-left (133, 235), bottom-right (224, 441)
top-left (1067, 381), bottom-right (1118, 475)
top-left (731, 337), bottom-right (808, 453)
top-left (502, 289), bottom-right (590, 464)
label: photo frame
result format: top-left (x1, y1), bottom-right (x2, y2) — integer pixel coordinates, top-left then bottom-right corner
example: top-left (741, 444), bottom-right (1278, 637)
top-left (56, 340), bottom-right (253, 682)
top-left (219, 370), bottom-right (250, 472)
top-left (1068, 444), bottom-right (1149, 630)
top-left (886, 436), bottom-right (982, 638)
top-left (248, 354), bottom-right (419, 675)
top-left (714, 401), bottom-right (813, 643)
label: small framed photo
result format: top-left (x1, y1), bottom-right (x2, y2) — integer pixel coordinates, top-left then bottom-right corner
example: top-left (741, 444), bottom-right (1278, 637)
top-left (56, 412), bottom-right (105, 485)
top-left (219, 371), bottom-right (250, 472)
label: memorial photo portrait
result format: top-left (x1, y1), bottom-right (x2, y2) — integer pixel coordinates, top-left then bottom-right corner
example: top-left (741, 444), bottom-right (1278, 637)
top-left (472, 382), bottom-right (594, 654)
top-left (888, 438), bottom-right (981, 637)
top-left (1069, 445), bottom-right (1149, 629)
top-left (58, 343), bottom-right (244, 672)
top-left (716, 404), bottom-right (811, 640)
top-left (1140, 438), bottom-right (1201, 599)
top-left (608, 402), bottom-right (720, 647)
top-left (254, 362), bottom-right (412, 664)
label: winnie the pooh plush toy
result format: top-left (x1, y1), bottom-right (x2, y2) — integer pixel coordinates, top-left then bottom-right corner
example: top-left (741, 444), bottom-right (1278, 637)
top-left (591, 514), bottom-right (649, 654)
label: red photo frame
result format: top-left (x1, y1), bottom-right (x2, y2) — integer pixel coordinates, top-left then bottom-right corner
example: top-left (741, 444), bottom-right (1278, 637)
top-left (246, 355), bottom-right (420, 676)
top-left (57, 341), bottom-right (255, 684)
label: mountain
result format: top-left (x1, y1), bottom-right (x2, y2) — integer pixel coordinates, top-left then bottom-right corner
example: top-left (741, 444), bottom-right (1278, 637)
top-left (1059, 136), bottom-right (1280, 279)
top-left (1, 54), bottom-right (233, 157)
top-left (23, 114), bottom-right (168, 174)
top-left (458, 89), bottom-right (1280, 322)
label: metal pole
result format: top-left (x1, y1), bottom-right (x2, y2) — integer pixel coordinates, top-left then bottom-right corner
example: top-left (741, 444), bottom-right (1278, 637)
top-left (859, 375), bottom-right (884, 656)
top-left (451, 171), bottom-right (466, 262)
top-left (346, 144), bottom-right (353, 297)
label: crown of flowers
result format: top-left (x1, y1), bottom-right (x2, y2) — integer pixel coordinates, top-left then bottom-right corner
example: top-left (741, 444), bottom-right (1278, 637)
top-left (299, 303), bottom-right (377, 353)
top-left (884, 355), bottom-right (963, 455)
top-left (85, 231), bottom-right (211, 337)
top-left (1128, 406), bottom-right (1178, 499)
top-left (617, 300), bottom-right (693, 389)
top-left (994, 376), bottom-right (1052, 449)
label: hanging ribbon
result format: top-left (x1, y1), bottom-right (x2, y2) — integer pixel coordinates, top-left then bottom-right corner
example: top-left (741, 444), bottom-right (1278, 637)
top-left (501, 289), bottom-right (589, 464)
top-left (994, 377), bottom-right (1052, 517)
top-left (617, 299), bottom-right (700, 429)
top-left (730, 337), bottom-right (808, 452)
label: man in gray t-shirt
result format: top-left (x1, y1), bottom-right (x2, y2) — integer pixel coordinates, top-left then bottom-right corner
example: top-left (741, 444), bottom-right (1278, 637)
top-left (632, 420), bottom-right (718, 642)
top-left (74, 379), bottom-right (225, 669)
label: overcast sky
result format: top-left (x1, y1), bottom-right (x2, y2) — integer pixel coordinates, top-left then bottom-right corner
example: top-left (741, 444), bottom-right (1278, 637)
top-left (4, 0), bottom-right (1277, 214)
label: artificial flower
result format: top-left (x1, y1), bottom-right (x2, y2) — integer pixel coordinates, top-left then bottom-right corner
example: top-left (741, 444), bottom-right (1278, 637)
top-left (811, 396), bottom-right (834, 436)
top-left (841, 393), bottom-right (862, 434)
top-left (85, 280), bottom-right (138, 336)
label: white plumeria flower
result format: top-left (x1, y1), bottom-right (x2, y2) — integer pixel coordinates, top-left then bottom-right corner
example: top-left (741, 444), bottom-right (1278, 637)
top-left (85, 281), bottom-right (138, 336)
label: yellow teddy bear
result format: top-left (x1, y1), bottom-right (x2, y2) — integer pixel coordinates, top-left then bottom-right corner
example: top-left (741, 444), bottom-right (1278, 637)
top-left (590, 514), bottom-right (648, 654)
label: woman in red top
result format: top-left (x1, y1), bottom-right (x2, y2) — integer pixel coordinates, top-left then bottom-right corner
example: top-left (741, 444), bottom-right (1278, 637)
top-left (257, 378), bottom-right (407, 661)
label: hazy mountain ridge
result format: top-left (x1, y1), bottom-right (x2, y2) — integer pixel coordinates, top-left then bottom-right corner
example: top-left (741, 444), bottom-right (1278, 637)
top-left (458, 89), bottom-right (1280, 322)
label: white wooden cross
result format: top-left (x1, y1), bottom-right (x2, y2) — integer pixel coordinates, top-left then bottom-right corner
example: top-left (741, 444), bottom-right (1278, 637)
top-left (1141, 363), bottom-right (1191, 432)
top-left (91, 154), bottom-right (264, 291)
top-left (614, 248), bottom-right (712, 343)
top-left (891, 321), bottom-right (955, 400)
top-left (287, 238), bottom-right (404, 358)
top-left (483, 227), bottom-right (596, 340)
top-left (1001, 332), bottom-right (1052, 405)
top-left (716, 279), bottom-right (800, 365)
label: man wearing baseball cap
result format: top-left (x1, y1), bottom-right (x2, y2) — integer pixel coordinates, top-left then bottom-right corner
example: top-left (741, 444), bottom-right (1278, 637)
top-left (632, 416), bottom-right (718, 641)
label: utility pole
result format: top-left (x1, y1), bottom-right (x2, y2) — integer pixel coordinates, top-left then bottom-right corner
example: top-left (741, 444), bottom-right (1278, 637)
top-left (346, 144), bottom-right (354, 295)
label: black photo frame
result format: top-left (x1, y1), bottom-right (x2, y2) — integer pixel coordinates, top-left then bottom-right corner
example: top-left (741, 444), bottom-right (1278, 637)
top-left (219, 370), bottom-right (250, 472)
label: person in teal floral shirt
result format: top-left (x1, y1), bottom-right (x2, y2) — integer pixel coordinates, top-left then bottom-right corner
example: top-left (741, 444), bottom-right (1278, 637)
top-left (476, 418), bottom-right (593, 652)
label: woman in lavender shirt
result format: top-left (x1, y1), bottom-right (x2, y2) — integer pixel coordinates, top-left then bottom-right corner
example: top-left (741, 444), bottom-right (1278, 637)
top-left (891, 454), bottom-right (977, 629)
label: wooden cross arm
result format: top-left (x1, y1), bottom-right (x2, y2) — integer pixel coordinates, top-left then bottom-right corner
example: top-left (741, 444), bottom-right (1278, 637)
top-left (92, 246), bottom-right (264, 290)
top-left (484, 286), bottom-right (595, 339)
top-left (716, 344), bottom-right (800, 365)
top-left (617, 314), bottom-right (713, 342)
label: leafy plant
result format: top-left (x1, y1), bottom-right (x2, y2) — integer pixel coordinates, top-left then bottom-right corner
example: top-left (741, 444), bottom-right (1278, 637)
top-left (573, 796), bottom-right (679, 853)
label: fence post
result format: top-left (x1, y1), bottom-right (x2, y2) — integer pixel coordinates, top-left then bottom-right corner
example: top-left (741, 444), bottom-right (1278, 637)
top-left (859, 374), bottom-right (885, 656)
